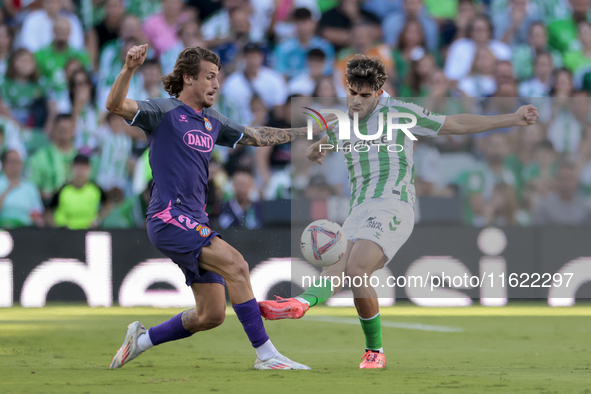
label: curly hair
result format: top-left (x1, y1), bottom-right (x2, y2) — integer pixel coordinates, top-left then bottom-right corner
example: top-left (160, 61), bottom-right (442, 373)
top-left (161, 47), bottom-right (221, 98)
top-left (345, 54), bottom-right (387, 92)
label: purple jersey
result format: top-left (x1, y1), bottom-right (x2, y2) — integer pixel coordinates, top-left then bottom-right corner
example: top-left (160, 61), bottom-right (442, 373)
top-left (125, 97), bottom-right (244, 223)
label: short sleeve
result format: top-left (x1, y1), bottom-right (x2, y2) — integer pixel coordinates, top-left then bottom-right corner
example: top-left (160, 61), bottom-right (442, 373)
top-left (204, 107), bottom-right (245, 148)
top-left (390, 102), bottom-right (446, 137)
top-left (125, 98), bottom-right (175, 133)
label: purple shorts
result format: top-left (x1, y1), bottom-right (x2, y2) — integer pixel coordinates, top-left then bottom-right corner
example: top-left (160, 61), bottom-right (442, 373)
top-left (146, 202), bottom-right (225, 286)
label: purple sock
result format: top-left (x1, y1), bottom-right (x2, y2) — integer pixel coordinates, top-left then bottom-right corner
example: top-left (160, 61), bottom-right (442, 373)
top-left (232, 298), bottom-right (269, 348)
top-left (147, 312), bottom-right (193, 346)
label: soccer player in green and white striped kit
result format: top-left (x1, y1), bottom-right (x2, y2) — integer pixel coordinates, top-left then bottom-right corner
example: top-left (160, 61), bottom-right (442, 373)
top-left (259, 54), bottom-right (540, 369)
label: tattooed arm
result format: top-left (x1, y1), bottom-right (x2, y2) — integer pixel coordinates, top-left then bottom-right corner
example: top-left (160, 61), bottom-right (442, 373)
top-left (238, 126), bottom-right (308, 146)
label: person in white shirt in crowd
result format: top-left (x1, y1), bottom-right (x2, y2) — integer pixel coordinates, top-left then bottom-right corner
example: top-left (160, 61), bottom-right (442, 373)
top-left (458, 46), bottom-right (498, 98)
top-left (18, 0), bottom-right (84, 52)
top-left (519, 51), bottom-right (554, 97)
top-left (222, 42), bottom-right (287, 126)
top-left (444, 14), bottom-right (511, 81)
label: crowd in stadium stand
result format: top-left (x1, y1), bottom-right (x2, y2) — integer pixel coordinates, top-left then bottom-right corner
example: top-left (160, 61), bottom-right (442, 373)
top-left (0, 0), bottom-right (591, 229)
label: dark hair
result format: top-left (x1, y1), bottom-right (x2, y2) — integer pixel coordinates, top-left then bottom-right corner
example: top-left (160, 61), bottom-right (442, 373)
top-left (345, 54), bottom-right (387, 91)
top-left (161, 47), bottom-right (221, 98)
top-left (73, 154), bottom-right (90, 165)
top-left (307, 48), bottom-right (326, 61)
top-left (535, 139), bottom-right (554, 151)
top-left (6, 48), bottom-right (39, 82)
top-left (549, 67), bottom-right (573, 96)
top-left (55, 113), bottom-right (73, 123)
top-left (397, 19), bottom-right (426, 52)
top-left (142, 58), bottom-right (161, 69)
top-left (0, 149), bottom-right (19, 164)
top-left (312, 75), bottom-right (337, 97)
top-left (68, 69), bottom-right (96, 106)
top-left (293, 7), bottom-right (313, 21)
top-left (468, 14), bottom-right (494, 39)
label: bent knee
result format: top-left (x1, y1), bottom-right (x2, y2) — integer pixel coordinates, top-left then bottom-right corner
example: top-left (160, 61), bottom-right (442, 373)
top-left (201, 311), bottom-right (225, 330)
top-left (225, 252), bottom-right (250, 279)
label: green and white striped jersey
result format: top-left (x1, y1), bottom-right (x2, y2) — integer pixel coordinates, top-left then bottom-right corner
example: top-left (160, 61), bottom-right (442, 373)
top-left (326, 95), bottom-right (446, 210)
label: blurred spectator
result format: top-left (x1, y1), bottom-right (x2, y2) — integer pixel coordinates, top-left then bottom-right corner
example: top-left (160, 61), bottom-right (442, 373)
top-left (444, 15), bottom-right (511, 81)
top-left (48, 154), bottom-right (108, 229)
top-left (484, 182), bottom-right (520, 225)
top-left (212, 5), bottom-right (252, 70)
top-left (392, 19), bottom-right (429, 86)
top-left (27, 114), bottom-right (78, 206)
top-left (143, 0), bottom-right (188, 56)
top-left (401, 53), bottom-right (437, 97)
top-left (335, 22), bottom-right (395, 92)
top-left (96, 113), bottom-right (133, 194)
top-left (201, 0), bottom-right (272, 46)
top-left (564, 21), bottom-right (591, 73)
top-left (18, 0), bottom-right (84, 52)
top-left (271, 0), bottom-right (321, 43)
top-left (68, 69), bottom-right (100, 154)
top-left (547, 71), bottom-right (581, 154)
top-left (576, 127), bottom-right (591, 195)
top-left (161, 20), bottom-right (205, 75)
top-left (0, 118), bottom-right (26, 159)
top-left (273, 7), bottom-right (335, 79)
top-left (0, 49), bottom-right (49, 129)
top-left (318, 0), bottom-right (380, 52)
top-left (102, 181), bottom-right (152, 228)
top-left (88, 0), bottom-right (126, 69)
top-left (222, 42), bottom-right (287, 126)
top-left (255, 95), bottom-right (295, 194)
top-left (461, 132), bottom-right (518, 226)
top-left (139, 59), bottom-right (167, 99)
top-left (383, 0), bottom-right (439, 53)
top-left (0, 24), bottom-right (13, 82)
top-left (0, 150), bottom-right (43, 228)
top-left (218, 168), bottom-right (263, 229)
top-left (34, 17), bottom-right (90, 113)
top-left (512, 22), bottom-right (564, 82)
top-left (519, 51), bottom-right (554, 97)
top-left (523, 139), bottom-right (558, 210)
top-left (288, 48), bottom-right (328, 96)
top-left (532, 160), bottom-right (591, 225)
top-left (493, 0), bottom-right (540, 46)
top-left (438, 0), bottom-right (476, 46)
top-left (458, 47), bottom-right (497, 98)
top-left (304, 174), bottom-right (335, 199)
top-left (548, 0), bottom-right (591, 53)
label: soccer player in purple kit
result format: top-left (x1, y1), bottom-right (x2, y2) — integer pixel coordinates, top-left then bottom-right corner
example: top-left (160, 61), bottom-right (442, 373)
top-left (106, 44), bottom-right (325, 370)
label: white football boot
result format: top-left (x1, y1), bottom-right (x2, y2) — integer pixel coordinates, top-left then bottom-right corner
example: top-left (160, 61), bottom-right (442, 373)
top-left (110, 321), bottom-right (146, 369)
top-left (253, 353), bottom-right (311, 370)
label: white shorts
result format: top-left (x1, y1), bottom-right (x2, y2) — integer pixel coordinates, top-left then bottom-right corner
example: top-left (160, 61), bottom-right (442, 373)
top-left (342, 198), bottom-right (415, 262)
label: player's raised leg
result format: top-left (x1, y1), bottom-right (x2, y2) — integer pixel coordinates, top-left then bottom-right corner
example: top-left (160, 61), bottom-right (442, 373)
top-left (259, 241), bottom-right (353, 320)
top-left (345, 239), bottom-right (388, 369)
top-left (110, 282), bottom-right (226, 369)
top-left (198, 236), bottom-right (310, 370)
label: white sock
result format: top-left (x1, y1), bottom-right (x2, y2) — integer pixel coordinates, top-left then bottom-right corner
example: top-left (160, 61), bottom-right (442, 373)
top-left (255, 339), bottom-right (279, 360)
top-left (295, 297), bottom-right (310, 306)
top-left (366, 347), bottom-right (384, 353)
top-left (137, 330), bottom-right (154, 352)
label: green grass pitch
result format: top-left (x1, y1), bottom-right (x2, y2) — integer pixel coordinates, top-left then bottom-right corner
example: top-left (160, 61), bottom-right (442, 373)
top-left (1, 304), bottom-right (590, 393)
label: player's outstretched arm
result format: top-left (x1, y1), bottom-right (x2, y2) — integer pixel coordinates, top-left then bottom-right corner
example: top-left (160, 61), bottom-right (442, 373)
top-left (239, 126), bottom-right (307, 146)
top-left (105, 44), bottom-right (148, 119)
top-left (438, 104), bottom-right (540, 136)
top-left (238, 114), bottom-right (337, 146)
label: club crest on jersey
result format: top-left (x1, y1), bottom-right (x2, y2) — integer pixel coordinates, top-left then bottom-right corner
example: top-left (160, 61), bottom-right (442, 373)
top-left (184, 130), bottom-right (214, 152)
top-left (204, 117), bottom-right (212, 131)
top-left (179, 114), bottom-right (188, 122)
top-left (195, 224), bottom-right (211, 237)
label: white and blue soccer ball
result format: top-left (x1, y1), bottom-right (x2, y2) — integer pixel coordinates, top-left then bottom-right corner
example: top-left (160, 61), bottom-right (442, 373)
top-left (300, 219), bottom-right (346, 267)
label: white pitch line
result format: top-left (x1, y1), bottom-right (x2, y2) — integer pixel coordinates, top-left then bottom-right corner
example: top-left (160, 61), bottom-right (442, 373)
top-left (304, 316), bottom-right (464, 332)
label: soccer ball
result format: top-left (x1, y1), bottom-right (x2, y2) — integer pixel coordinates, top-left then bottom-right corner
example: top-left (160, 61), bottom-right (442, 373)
top-left (300, 219), bottom-right (346, 267)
